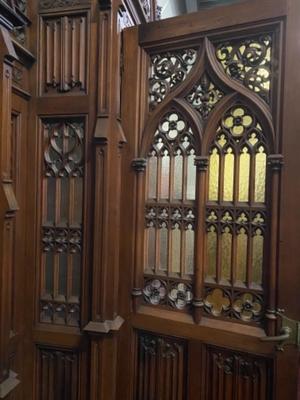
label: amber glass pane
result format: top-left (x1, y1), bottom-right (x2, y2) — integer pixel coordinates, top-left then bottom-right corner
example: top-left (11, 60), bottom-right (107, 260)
top-left (160, 151), bottom-right (170, 199)
top-left (221, 227), bottom-right (232, 282)
top-left (146, 226), bottom-right (156, 272)
top-left (159, 223), bottom-right (168, 272)
top-left (209, 148), bottom-right (219, 201)
top-left (171, 225), bottom-right (181, 274)
top-left (148, 153), bottom-right (157, 199)
top-left (252, 229), bottom-right (264, 286)
top-left (173, 151), bottom-right (183, 199)
top-left (207, 226), bottom-right (217, 279)
top-left (255, 146), bottom-right (266, 202)
top-left (186, 150), bottom-right (196, 200)
top-left (185, 224), bottom-right (194, 275)
top-left (236, 228), bottom-right (247, 283)
top-left (239, 147), bottom-right (250, 202)
top-left (223, 147), bottom-right (234, 201)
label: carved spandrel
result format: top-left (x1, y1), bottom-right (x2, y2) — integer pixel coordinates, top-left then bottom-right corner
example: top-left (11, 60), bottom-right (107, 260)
top-left (149, 49), bottom-right (198, 109)
top-left (215, 34), bottom-right (273, 103)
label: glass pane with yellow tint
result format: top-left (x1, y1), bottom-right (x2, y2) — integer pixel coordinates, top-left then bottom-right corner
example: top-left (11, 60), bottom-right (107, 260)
top-left (221, 227), bottom-right (232, 282)
top-left (209, 148), bottom-right (219, 201)
top-left (207, 226), bottom-right (217, 280)
top-left (239, 147), bottom-right (250, 202)
top-left (236, 227), bottom-right (248, 283)
top-left (185, 225), bottom-right (194, 275)
top-left (252, 228), bottom-right (264, 286)
top-left (223, 147), bottom-right (234, 201)
top-left (255, 146), bottom-right (267, 202)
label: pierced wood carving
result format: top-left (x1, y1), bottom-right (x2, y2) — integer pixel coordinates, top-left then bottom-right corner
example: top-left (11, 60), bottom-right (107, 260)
top-left (41, 14), bottom-right (88, 94)
top-left (136, 332), bottom-right (187, 400)
top-left (215, 34), bottom-right (273, 103)
top-left (149, 49), bottom-right (198, 109)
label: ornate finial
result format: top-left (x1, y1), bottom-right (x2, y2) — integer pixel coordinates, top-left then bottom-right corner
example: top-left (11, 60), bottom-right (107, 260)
top-left (268, 154), bottom-right (284, 171)
top-left (194, 156), bottom-right (209, 171)
top-left (131, 158), bottom-right (147, 172)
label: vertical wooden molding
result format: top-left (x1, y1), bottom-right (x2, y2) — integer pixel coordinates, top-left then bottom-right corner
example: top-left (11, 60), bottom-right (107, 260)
top-left (131, 158), bottom-right (147, 310)
top-left (193, 156), bottom-right (209, 323)
top-left (266, 154), bottom-right (283, 335)
top-left (0, 24), bottom-right (20, 397)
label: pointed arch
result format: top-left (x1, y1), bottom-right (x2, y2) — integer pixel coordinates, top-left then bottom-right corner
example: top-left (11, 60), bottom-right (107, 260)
top-left (140, 98), bottom-right (203, 158)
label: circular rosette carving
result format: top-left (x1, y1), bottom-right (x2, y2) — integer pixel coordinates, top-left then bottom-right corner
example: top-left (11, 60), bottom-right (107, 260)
top-left (222, 107), bottom-right (253, 137)
top-left (233, 292), bottom-right (262, 321)
top-left (204, 288), bottom-right (231, 317)
top-left (143, 279), bottom-right (167, 305)
top-left (168, 282), bottom-right (193, 310)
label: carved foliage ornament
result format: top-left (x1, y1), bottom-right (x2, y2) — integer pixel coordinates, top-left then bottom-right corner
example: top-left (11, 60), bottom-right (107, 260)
top-left (186, 73), bottom-right (224, 119)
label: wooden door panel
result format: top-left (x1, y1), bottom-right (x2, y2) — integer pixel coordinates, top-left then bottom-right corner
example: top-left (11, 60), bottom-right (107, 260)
top-left (120, 1), bottom-right (300, 399)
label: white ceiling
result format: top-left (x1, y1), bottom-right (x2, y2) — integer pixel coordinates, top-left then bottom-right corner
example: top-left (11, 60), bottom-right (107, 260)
top-left (157, 0), bottom-right (244, 19)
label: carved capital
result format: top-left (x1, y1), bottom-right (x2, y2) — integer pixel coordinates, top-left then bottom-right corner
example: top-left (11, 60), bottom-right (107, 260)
top-left (132, 288), bottom-right (142, 297)
top-left (268, 154), bottom-right (284, 171)
top-left (194, 156), bottom-right (209, 171)
top-left (131, 158), bottom-right (147, 173)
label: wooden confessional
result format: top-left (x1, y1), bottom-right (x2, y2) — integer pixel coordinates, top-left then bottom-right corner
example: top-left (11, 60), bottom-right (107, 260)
top-left (0, 0), bottom-right (299, 399)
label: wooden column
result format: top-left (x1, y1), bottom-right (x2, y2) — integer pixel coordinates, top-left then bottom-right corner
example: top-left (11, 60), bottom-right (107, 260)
top-left (84, 1), bottom-right (125, 399)
top-left (266, 154), bottom-right (283, 336)
top-left (131, 158), bottom-right (147, 311)
top-left (193, 156), bottom-right (209, 324)
top-left (0, 24), bottom-right (20, 398)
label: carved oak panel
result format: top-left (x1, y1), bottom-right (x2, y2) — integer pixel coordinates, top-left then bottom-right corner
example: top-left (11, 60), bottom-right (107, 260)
top-left (37, 347), bottom-right (79, 400)
top-left (40, 118), bottom-right (85, 327)
top-left (204, 345), bottom-right (273, 400)
top-left (135, 332), bottom-right (187, 400)
top-left (40, 13), bottom-right (88, 95)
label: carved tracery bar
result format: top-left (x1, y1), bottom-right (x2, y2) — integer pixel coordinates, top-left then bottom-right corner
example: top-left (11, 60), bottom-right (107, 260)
top-left (40, 119), bottom-right (84, 326)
